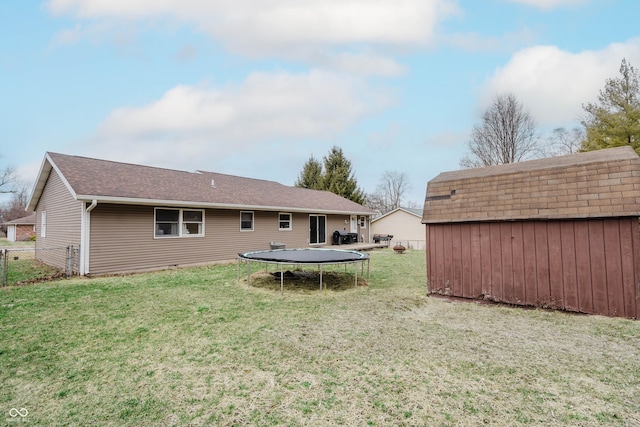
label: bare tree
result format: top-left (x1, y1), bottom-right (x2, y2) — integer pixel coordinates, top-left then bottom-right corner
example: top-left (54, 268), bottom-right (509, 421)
top-left (545, 126), bottom-right (584, 156)
top-left (0, 164), bottom-right (18, 194)
top-left (0, 182), bottom-right (30, 231)
top-left (367, 170), bottom-right (412, 214)
top-left (460, 93), bottom-right (540, 168)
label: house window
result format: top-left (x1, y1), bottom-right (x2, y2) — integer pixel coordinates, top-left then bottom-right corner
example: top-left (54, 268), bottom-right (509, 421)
top-left (41, 211), bottom-right (46, 238)
top-left (240, 211), bottom-right (254, 231)
top-left (182, 210), bottom-right (203, 235)
top-left (279, 213), bottom-right (292, 230)
top-left (155, 208), bottom-right (204, 238)
top-left (359, 216), bottom-right (367, 228)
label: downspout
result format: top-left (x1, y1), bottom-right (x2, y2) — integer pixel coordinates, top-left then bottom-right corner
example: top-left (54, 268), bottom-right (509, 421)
top-left (80, 200), bottom-right (97, 275)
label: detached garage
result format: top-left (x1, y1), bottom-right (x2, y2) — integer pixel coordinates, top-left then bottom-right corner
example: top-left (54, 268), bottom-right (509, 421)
top-left (422, 146), bottom-right (640, 319)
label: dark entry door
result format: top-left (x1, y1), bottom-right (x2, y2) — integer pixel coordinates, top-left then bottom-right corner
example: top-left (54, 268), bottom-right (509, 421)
top-left (309, 215), bottom-right (326, 244)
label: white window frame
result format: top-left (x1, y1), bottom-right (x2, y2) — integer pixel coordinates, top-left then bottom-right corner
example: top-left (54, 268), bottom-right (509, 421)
top-left (154, 208), bottom-right (205, 238)
top-left (240, 211), bottom-right (254, 231)
top-left (359, 216), bottom-right (367, 228)
top-left (41, 211), bottom-right (47, 238)
top-left (278, 212), bottom-right (292, 231)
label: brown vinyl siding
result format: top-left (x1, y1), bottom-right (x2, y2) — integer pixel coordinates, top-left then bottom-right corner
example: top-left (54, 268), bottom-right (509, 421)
top-left (426, 218), bottom-right (640, 318)
top-left (33, 169), bottom-right (82, 269)
top-left (88, 204), bottom-right (353, 275)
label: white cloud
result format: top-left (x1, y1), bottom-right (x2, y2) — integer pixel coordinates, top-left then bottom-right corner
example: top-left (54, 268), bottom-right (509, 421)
top-left (91, 70), bottom-right (390, 169)
top-left (506, 0), bottom-right (587, 9)
top-left (445, 28), bottom-right (535, 53)
top-left (480, 39), bottom-right (640, 127)
top-left (320, 51), bottom-right (407, 77)
top-left (47, 0), bottom-right (457, 70)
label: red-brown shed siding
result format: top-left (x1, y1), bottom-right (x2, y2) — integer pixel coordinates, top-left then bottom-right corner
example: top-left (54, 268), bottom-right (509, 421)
top-left (426, 218), bottom-right (640, 319)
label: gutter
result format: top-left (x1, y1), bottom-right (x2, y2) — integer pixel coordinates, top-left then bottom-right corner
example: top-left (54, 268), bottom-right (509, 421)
top-left (80, 200), bottom-right (98, 275)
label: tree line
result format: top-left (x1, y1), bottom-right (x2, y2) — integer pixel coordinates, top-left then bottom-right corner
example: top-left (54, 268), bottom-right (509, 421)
top-left (461, 58), bottom-right (640, 168)
top-left (294, 147), bottom-right (413, 214)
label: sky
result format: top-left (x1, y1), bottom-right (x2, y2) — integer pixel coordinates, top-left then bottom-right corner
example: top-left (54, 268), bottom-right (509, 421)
top-left (2, 0), bottom-right (640, 207)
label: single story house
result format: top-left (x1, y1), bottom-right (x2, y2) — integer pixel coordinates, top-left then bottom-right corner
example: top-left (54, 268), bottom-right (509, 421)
top-left (422, 146), bottom-right (640, 319)
top-left (3, 213), bottom-right (36, 242)
top-left (371, 207), bottom-right (426, 249)
top-left (27, 152), bottom-right (376, 276)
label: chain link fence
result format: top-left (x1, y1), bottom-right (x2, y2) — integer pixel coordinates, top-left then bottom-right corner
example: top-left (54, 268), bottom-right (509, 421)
top-left (0, 246), bottom-right (79, 286)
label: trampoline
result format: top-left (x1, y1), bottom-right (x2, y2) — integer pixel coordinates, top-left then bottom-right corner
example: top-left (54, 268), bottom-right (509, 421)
top-left (237, 248), bottom-right (370, 293)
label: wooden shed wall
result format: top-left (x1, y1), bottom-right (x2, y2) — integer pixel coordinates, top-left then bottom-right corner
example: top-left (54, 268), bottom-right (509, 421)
top-left (426, 218), bottom-right (640, 319)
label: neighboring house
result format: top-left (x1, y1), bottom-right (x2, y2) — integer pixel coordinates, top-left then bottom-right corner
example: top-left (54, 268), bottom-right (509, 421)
top-left (3, 213), bottom-right (36, 242)
top-left (422, 146), bottom-right (640, 319)
top-left (27, 152), bottom-right (376, 276)
top-left (370, 207), bottom-right (425, 249)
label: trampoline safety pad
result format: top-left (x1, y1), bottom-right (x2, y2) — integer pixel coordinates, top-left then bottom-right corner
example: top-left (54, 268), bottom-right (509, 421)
top-left (237, 248), bottom-right (370, 293)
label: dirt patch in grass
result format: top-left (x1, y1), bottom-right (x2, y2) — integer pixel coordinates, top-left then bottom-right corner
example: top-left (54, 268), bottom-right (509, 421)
top-left (243, 269), bottom-right (368, 293)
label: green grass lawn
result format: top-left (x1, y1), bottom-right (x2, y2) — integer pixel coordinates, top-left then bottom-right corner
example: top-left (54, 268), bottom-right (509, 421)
top-left (1, 250), bottom-right (639, 426)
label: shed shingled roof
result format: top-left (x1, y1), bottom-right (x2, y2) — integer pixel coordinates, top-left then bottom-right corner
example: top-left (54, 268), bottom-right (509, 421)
top-left (3, 213), bottom-right (36, 225)
top-left (27, 152), bottom-right (375, 215)
top-left (422, 146), bottom-right (640, 224)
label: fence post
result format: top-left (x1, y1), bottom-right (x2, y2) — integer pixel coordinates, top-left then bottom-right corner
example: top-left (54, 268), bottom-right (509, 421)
top-left (66, 246), bottom-right (72, 278)
top-left (0, 249), bottom-right (6, 286)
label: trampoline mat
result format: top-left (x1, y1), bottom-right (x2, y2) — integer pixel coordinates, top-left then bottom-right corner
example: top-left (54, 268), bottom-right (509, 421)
top-left (239, 248), bottom-right (369, 263)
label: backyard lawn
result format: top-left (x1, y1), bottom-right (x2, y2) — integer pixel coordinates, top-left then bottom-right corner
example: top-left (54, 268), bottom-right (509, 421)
top-left (1, 249), bottom-right (639, 426)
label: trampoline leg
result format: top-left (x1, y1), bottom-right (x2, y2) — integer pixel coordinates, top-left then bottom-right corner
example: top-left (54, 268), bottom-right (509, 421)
top-left (280, 263), bottom-right (283, 295)
top-left (355, 262), bottom-right (358, 288)
top-left (247, 259), bottom-right (251, 287)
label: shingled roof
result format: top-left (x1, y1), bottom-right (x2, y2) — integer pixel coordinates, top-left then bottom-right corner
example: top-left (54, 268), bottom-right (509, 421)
top-left (422, 146), bottom-right (640, 224)
top-left (2, 213), bottom-right (36, 225)
top-left (27, 152), bottom-right (375, 215)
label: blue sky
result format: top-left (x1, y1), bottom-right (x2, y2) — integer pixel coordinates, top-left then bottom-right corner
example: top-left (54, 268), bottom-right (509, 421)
top-left (2, 0), bottom-right (640, 206)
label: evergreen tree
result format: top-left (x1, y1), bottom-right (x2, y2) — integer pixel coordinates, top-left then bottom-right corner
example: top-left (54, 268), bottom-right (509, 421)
top-left (294, 155), bottom-right (323, 190)
top-left (294, 146), bottom-right (366, 204)
top-left (581, 58), bottom-right (640, 155)
top-left (322, 146), bottom-right (366, 204)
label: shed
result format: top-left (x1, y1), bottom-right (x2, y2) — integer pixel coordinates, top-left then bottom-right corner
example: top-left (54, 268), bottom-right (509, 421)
top-left (422, 146), bottom-right (640, 319)
top-left (3, 213), bottom-right (36, 242)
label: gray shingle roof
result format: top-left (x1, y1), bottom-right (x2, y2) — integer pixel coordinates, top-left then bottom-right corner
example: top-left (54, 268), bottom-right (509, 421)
top-left (28, 152), bottom-right (375, 215)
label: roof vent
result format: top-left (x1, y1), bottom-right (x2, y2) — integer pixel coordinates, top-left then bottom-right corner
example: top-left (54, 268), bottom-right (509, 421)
top-left (211, 179), bottom-right (215, 188)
